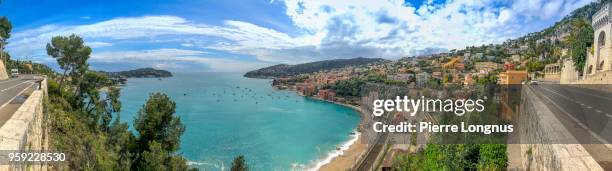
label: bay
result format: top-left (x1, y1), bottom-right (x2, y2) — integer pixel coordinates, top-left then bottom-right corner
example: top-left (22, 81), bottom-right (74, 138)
top-left (118, 72), bottom-right (361, 170)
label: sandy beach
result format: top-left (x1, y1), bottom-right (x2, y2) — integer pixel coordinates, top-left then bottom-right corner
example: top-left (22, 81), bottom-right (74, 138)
top-left (319, 135), bottom-right (368, 171)
top-left (305, 96), bottom-right (370, 171)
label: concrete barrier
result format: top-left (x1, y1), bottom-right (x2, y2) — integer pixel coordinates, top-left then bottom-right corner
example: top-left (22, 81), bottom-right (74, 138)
top-left (0, 78), bottom-right (47, 170)
top-left (518, 86), bottom-right (603, 171)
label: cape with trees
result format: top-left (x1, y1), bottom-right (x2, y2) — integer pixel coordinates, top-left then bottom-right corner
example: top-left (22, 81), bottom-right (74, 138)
top-left (244, 57), bottom-right (387, 78)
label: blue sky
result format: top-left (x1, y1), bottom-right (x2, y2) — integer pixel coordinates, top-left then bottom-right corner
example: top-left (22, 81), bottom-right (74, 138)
top-left (0, 0), bottom-right (593, 72)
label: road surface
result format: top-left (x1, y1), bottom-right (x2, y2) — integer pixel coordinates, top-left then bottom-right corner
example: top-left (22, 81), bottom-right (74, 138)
top-left (530, 84), bottom-right (612, 143)
top-left (530, 83), bottom-right (612, 169)
top-left (0, 75), bottom-right (37, 127)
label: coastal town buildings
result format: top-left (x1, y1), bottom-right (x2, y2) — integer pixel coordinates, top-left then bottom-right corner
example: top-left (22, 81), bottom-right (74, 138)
top-left (543, 62), bottom-right (561, 81)
top-left (498, 70), bottom-right (528, 85)
top-left (472, 53), bottom-right (484, 60)
top-left (296, 83), bottom-right (315, 96)
top-left (503, 62), bottom-right (515, 71)
top-left (442, 57), bottom-right (460, 69)
top-left (387, 73), bottom-right (413, 82)
top-left (475, 62), bottom-right (501, 74)
top-left (464, 73), bottom-right (475, 85)
top-left (432, 71), bottom-right (442, 79)
top-left (416, 72), bottom-right (430, 88)
top-left (317, 89), bottom-right (336, 101)
top-left (442, 57), bottom-right (465, 71)
top-left (511, 54), bottom-right (521, 63)
top-left (454, 63), bottom-right (465, 71)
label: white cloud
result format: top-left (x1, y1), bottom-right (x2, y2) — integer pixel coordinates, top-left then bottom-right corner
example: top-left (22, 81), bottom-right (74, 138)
top-left (8, 15), bottom-right (310, 63)
top-left (6, 0), bottom-right (594, 71)
top-left (180, 43), bottom-right (194, 47)
top-left (498, 8), bottom-right (514, 24)
top-left (90, 48), bottom-right (265, 72)
top-left (88, 41), bottom-right (113, 48)
top-left (279, 0), bottom-right (592, 56)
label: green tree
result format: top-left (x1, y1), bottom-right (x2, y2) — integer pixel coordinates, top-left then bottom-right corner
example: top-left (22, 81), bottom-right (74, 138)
top-left (567, 18), bottom-right (593, 73)
top-left (133, 93), bottom-right (189, 170)
top-left (427, 77), bottom-right (441, 89)
top-left (108, 116), bottom-right (135, 170)
top-left (231, 155), bottom-right (248, 171)
top-left (478, 144), bottom-right (508, 170)
top-left (76, 71), bottom-right (119, 130)
top-left (0, 16), bottom-right (11, 65)
top-left (329, 78), bottom-right (365, 97)
top-left (41, 33), bottom-right (193, 170)
top-left (134, 92), bottom-right (186, 152)
top-left (138, 141), bottom-right (168, 171)
top-left (526, 60), bottom-right (544, 72)
top-left (477, 74), bottom-right (498, 85)
top-left (46, 34), bottom-right (92, 93)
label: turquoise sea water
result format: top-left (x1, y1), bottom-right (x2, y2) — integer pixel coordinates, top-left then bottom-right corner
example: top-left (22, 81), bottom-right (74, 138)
top-left (118, 72), bottom-right (361, 170)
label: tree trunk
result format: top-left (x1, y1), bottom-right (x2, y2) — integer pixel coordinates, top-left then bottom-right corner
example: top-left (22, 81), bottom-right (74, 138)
top-left (58, 69), bottom-right (68, 95)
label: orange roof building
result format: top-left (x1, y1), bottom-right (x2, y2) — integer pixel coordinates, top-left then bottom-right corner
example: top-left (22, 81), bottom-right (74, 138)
top-left (499, 70), bottom-right (528, 85)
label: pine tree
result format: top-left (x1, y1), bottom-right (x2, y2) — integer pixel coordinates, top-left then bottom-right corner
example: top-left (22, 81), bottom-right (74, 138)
top-left (231, 155), bottom-right (248, 171)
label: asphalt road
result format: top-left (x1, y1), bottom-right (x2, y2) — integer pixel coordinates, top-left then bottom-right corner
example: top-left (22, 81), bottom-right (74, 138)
top-left (0, 75), bottom-right (36, 127)
top-left (530, 84), bottom-right (612, 143)
top-left (530, 84), bottom-right (612, 169)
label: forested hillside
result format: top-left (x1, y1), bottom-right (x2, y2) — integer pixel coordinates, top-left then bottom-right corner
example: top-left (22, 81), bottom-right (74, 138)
top-left (244, 57), bottom-right (386, 78)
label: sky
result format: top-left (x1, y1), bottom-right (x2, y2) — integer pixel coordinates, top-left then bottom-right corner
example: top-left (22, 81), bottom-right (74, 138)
top-left (0, 0), bottom-right (594, 72)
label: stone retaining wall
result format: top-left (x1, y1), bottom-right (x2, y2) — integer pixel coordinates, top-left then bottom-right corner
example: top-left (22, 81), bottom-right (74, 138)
top-left (518, 86), bottom-right (603, 171)
top-left (0, 78), bottom-right (47, 170)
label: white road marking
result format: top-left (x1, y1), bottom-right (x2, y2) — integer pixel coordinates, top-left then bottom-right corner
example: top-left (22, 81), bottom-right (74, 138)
top-left (0, 81), bottom-right (31, 92)
top-left (551, 84), bottom-right (612, 101)
top-left (0, 79), bottom-right (20, 85)
top-left (531, 86), bottom-right (612, 149)
top-left (0, 81), bottom-right (34, 110)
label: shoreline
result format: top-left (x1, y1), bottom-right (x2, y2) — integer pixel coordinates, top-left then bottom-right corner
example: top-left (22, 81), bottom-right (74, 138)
top-left (303, 96), bottom-right (369, 171)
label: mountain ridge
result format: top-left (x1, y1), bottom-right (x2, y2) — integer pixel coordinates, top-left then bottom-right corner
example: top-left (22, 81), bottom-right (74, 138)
top-left (244, 57), bottom-right (387, 78)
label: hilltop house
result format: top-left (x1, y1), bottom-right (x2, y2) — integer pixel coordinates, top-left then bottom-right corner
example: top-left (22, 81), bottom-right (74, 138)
top-left (387, 74), bottom-right (413, 82)
top-left (475, 62), bottom-right (501, 74)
